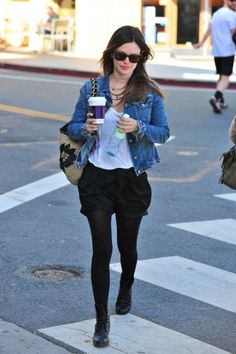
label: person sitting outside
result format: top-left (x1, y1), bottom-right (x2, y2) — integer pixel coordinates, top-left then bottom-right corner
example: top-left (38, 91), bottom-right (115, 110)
top-left (40, 6), bottom-right (59, 35)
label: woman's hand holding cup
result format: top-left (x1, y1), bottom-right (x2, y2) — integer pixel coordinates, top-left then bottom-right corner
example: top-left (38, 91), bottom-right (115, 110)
top-left (86, 113), bottom-right (99, 134)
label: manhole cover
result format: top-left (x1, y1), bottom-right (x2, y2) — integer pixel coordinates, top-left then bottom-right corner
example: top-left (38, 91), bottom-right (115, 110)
top-left (31, 266), bottom-right (83, 281)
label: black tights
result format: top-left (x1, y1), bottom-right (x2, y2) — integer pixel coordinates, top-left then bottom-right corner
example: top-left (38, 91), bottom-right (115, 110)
top-left (87, 210), bottom-right (142, 307)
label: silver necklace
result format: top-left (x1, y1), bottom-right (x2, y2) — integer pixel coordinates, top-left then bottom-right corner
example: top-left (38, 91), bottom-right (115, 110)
top-left (110, 86), bottom-right (126, 100)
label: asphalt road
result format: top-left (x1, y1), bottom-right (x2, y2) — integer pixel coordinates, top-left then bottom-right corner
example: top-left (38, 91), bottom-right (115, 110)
top-left (0, 69), bottom-right (236, 353)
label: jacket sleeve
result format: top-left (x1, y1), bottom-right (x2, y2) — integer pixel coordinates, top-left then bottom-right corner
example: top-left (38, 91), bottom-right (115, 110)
top-left (133, 93), bottom-right (170, 144)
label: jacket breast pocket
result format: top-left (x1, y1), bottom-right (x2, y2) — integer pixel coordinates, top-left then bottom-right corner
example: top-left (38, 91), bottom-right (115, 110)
top-left (135, 97), bottom-right (152, 123)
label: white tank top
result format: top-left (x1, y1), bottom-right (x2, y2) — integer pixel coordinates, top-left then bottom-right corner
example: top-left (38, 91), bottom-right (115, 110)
top-left (89, 107), bottom-right (133, 170)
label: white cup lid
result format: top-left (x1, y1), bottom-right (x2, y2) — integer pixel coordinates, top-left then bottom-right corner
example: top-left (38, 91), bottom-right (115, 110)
top-left (88, 97), bottom-right (106, 106)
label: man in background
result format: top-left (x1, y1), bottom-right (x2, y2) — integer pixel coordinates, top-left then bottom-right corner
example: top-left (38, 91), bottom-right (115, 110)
top-left (194, 0), bottom-right (236, 114)
top-left (41, 6), bottom-right (58, 34)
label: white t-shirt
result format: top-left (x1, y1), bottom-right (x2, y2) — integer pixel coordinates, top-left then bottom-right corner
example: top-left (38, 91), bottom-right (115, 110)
top-left (89, 107), bottom-right (133, 170)
top-left (211, 7), bottom-right (236, 57)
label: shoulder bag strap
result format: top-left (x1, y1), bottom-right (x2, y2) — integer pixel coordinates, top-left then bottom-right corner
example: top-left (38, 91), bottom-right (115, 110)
top-left (90, 77), bottom-right (97, 97)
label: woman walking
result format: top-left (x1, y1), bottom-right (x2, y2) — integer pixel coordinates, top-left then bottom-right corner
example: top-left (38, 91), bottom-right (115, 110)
top-left (68, 25), bottom-right (170, 347)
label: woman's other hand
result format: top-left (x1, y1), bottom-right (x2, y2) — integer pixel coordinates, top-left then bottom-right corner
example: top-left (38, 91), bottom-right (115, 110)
top-left (117, 115), bottom-right (138, 133)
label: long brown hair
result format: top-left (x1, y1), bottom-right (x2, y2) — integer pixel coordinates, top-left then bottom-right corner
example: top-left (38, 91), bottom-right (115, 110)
top-left (100, 25), bottom-right (164, 101)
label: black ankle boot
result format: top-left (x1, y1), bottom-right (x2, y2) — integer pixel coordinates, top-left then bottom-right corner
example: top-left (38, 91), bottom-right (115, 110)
top-left (115, 279), bottom-right (133, 315)
top-left (93, 304), bottom-right (110, 347)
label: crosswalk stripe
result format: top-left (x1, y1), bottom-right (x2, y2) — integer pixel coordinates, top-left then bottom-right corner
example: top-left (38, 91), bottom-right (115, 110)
top-left (110, 256), bottom-right (236, 313)
top-left (168, 219), bottom-right (236, 246)
top-left (214, 193), bottom-right (236, 202)
top-left (0, 172), bottom-right (69, 213)
top-left (155, 135), bottom-right (175, 146)
top-left (38, 313), bottom-right (230, 354)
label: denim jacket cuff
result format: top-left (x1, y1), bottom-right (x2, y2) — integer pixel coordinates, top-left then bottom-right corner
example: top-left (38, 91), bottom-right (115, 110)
top-left (81, 124), bottom-right (93, 139)
top-left (132, 120), bottom-right (147, 141)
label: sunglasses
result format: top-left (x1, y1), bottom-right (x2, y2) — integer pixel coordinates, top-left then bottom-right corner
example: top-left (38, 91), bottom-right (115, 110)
top-left (112, 51), bottom-right (142, 63)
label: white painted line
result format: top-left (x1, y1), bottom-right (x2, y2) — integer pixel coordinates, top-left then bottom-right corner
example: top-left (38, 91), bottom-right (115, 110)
top-left (168, 219), bottom-right (236, 246)
top-left (39, 313), bottom-right (230, 354)
top-left (0, 172), bottom-right (69, 213)
top-left (0, 73), bottom-right (83, 85)
top-left (155, 135), bottom-right (175, 146)
top-left (214, 193), bottom-right (236, 202)
top-left (111, 256), bottom-right (236, 313)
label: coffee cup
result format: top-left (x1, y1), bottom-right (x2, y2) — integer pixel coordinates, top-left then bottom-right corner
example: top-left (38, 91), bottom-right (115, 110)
top-left (88, 96), bottom-right (106, 124)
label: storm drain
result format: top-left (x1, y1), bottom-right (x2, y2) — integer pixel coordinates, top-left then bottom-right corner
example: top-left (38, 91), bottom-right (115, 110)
top-left (31, 265), bottom-right (83, 281)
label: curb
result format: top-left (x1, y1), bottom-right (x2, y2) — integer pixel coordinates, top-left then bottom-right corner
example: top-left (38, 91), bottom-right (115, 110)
top-left (0, 62), bottom-right (96, 79)
top-left (1, 61), bottom-right (236, 90)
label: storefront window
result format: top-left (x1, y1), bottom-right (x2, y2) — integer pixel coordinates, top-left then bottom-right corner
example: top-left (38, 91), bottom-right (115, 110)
top-left (143, 4), bottom-right (167, 45)
top-left (155, 5), bottom-right (167, 44)
top-left (177, 0), bottom-right (200, 44)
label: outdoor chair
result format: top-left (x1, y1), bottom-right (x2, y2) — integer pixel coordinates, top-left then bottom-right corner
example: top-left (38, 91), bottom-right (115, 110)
top-left (42, 17), bottom-right (74, 52)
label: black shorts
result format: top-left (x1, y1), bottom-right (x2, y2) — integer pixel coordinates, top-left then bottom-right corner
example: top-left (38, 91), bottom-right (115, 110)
top-left (78, 162), bottom-right (152, 217)
top-left (214, 56), bottom-right (235, 76)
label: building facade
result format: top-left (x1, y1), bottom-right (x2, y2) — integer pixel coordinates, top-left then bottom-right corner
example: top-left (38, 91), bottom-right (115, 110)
top-left (0, 0), bottom-right (224, 57)
top-left (143, 0), bottom-right (223, 47)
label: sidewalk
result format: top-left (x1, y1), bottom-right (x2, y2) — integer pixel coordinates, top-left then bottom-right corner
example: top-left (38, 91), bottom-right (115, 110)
top-left (0, 48), bottom-right (236, 88)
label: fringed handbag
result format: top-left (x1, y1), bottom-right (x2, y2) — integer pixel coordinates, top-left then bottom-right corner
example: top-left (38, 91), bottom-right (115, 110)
top-left (219, 146), bottom-right (236, 190)
top-left (219, 117), bottom-right (236, 190)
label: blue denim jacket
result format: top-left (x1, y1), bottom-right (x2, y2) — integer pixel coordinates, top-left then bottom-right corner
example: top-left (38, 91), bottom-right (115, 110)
top-left (68, 75), bottom-right (170, 176)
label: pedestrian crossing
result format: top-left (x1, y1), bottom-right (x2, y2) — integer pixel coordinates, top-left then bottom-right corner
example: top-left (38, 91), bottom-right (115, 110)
top-left (214, 192), bottom-right (236, 202)
top-left (111, 256), bottom-right (236, 313)
top-left (39, 314), bottom-right (230, 354)
top-left (168, 219), bottom-right (236, 246)
top-left (0, 172), bottom-right (69, 214)
top-left (37, 191), bottom-right (236, 353)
